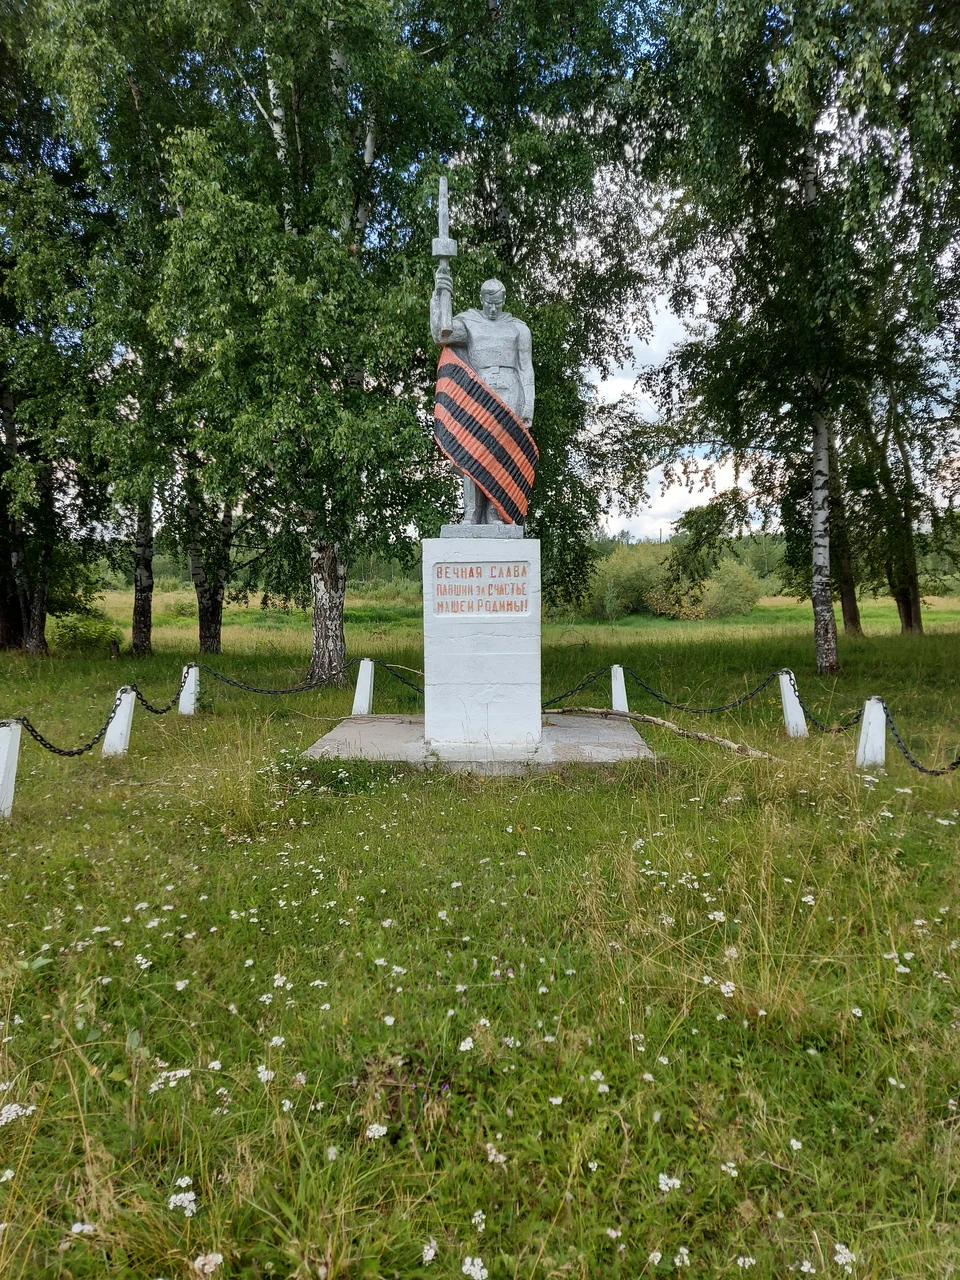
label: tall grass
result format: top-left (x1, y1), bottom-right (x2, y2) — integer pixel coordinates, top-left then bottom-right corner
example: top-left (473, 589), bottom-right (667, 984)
top-left (0, 600), bottom-right (957, 1277)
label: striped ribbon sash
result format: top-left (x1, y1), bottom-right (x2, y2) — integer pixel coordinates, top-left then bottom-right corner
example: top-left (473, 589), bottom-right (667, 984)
top-left (433, 347), bottom-right (538, 525)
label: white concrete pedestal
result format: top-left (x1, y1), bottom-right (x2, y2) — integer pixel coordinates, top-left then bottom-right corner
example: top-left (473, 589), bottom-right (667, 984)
top-left (304, 535), bottom-right (654, 772)
top-left (422, 537), bottom-right (541, 763)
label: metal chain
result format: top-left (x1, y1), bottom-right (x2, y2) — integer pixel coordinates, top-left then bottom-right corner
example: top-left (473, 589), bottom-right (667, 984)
top-left (781, 668), bottom-right (863, 734)
top-left (881, 699), bottom-right (960, 776)
top-left (623, 665), bottom-right (781, 714)
top-left (4, 659), bottom-right (363, 756)
top-left (374, 661), bottom-right (425, 697)
top-left (194, 658), bottom-right (360, 695)
top-left (3, 689), bottom-right (127, 757)
top-left (130, 666), bottom-right (193, 716)
top-left (542, 667), bottom-right (609, 710)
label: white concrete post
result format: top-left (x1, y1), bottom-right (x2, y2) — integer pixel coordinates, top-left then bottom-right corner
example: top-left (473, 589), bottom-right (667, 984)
top-left (0, 721), bottom-right (22, 820)
top-left (178, 664), bottom-right (199, 715)
top-left (351, 658), bottom-right (375, 716)
top-left (611, 665), bottom-right (629, 713)
top-left (102, 687), bottom-right (135, 757)
top-left (855, 697), bottom-right (886, 769)
top-left (778, 670), bottom-right (808, 738)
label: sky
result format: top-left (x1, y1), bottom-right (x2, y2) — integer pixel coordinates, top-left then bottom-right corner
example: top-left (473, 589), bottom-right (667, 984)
top-left (594, 298), bottom-right (732, 541)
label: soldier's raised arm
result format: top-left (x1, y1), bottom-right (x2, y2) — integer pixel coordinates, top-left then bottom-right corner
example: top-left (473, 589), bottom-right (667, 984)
top-left (430, 264), bottom-right (468, 347)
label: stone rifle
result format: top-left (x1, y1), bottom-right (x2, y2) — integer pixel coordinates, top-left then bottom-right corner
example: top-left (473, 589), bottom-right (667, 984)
top-left (432, 175), bottom-right (457, 342)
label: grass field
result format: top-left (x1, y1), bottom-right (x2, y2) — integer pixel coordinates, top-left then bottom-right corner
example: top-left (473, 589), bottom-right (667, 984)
top-left (1, 596), bottom-right (959, 1278)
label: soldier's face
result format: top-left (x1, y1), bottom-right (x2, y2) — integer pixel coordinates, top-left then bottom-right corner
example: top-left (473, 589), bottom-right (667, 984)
top-left (481, 292), bottom-right (504, 320)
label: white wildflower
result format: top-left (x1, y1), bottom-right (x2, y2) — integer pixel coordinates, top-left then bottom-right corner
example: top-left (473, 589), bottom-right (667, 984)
top-left (365, 1122), bottom-right (388, 1139)
top-left (833, 1243), bottom-right (856, 1273)
top-left (458, 1037), bottom-right (474, 1052)
top-left (462, 1257), bottom-right (488, 1280)
top-left (0, 1102), bottom-right (36, 1127)
top-left (422, 1238), bottom-right (437, 1265)
top-left (168, 1190), bottom-right (197, 1217)
top-left (658, 1173), bottom-right (681, 1193)
top-left (193, 1253), bottom-right (224, 1276)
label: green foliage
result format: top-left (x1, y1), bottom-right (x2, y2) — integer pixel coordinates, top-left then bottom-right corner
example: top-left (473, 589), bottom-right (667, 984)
top-left (644, 578), bottom-right (705, 621)
top-left (584, 542), bottom-right (669, 619)
top-left (701, 558), bottom-right (764, 618)
top-left (50, 610), bottom-right (122, 654)
top-left (638, 0), bottom-right (960, 655)
top-left (162, 597), bottom-right (198, 619)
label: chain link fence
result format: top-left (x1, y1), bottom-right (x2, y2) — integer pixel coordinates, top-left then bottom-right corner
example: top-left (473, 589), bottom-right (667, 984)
top-left (3, 658), bottom-right (368, 757)
top-left (4, 659), bottom-right (957, 778)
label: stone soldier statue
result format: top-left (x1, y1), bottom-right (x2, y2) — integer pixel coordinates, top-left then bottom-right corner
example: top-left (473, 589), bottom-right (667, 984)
top-left (430, 187), bottom-right (535, 526)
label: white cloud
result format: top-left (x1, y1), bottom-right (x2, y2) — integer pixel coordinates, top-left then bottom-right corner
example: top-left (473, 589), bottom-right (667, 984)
top-left (607, 459), bottom-right (751, 540)
top-left (593, 298), bottom-right (740, 538)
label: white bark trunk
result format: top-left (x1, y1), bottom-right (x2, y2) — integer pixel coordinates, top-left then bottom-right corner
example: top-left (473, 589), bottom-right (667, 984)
top-left (266, 72), bottom-right (294, 233)
top-left (811, 408), bottom-right (839, 674)
top-left (803, 133), bottom-right (838, 675)
top-left (309, 542), bottom-right (347, 684)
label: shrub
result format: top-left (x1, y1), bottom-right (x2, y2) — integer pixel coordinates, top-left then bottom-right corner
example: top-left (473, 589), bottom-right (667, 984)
top-left (584, 543), bottom-right (669, 618)
top-left (701, 558), bottom-right (763, 618)
top-left (50, 610), bottom-right (123, 654)
top-left (645, 581), bottom-right (706, 620)
top-left (163, 596), bottom-right (198, 618)
top-left (155, 576), bottom-right (192, 594)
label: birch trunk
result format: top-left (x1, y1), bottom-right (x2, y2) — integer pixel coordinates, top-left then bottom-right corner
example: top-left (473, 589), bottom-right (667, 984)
top-left (11, 458), bottom-right (53, 657)
top-left (811, 409), bottom-right (839, 674)
top-left (0, 388), bottom-right (24, 648)
top-left (188, 500), bottom-right (232, 655)
top-left (131, 497), bottom-right (154, 656)
top-left (308, 542), bottom-right (347, 684)
top-left (891, 417), bottom-right (923, 635)
top-left (802, 134), bottom-right (838, 672)
top-left (22, 565), bottom-right (49, 657)
top-left (0, 513), bottom-right (23, 649)
top-left (827, 435), bottom-right (862, 636)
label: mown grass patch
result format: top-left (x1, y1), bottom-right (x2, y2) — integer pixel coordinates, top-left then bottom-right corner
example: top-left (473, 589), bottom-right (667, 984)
top-left (0, 600), bottom-right (958, 1278)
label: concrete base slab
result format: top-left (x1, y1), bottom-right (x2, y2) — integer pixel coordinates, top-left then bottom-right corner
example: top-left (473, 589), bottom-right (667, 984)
top-left (304, 714), bottom-right (654, 775)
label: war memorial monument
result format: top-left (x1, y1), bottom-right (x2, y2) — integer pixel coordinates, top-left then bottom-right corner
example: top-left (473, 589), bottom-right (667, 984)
top-left (306, 179), bottom-right (652, 771)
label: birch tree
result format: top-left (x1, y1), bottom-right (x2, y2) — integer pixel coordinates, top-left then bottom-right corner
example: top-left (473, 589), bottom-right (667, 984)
top-left (0, 15), bottom-right (113, 654)
top-left (637, 0), bottom-right (960, 673)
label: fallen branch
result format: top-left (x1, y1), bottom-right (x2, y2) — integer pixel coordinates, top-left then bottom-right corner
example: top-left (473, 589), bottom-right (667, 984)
top-left (547, 706), bottom-right (773, 759)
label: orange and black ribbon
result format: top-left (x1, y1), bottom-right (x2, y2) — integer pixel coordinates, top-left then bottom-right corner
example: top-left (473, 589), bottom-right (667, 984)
top-left (433, 347), bottom-right (538, 525)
